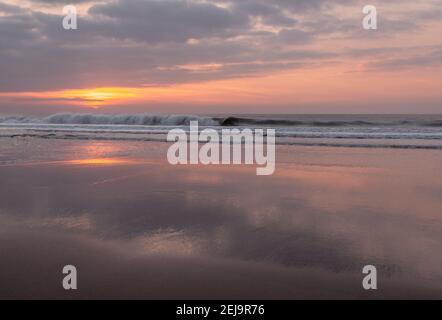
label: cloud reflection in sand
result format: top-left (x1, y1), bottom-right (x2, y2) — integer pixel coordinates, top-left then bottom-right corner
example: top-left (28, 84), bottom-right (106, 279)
top-left (0, 139), bottom-right (441, 298)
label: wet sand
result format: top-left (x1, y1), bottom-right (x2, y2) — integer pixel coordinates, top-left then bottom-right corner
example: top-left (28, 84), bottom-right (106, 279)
top-left (0, 138), bottom-right (441, 299)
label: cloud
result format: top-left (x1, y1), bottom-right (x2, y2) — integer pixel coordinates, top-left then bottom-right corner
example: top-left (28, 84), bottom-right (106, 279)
top-left (87, 0), bottom-right (250, 43)
top-left (0, 0), bottom-right (440, 93)
top-left (0, 0), bottom-right (331, 91)
top-left (27, 0), bottom-right (93, 3)
top-left (0, 2), bottom-right (26, 14)
top-left (366, 47), bottom-right (442, 71)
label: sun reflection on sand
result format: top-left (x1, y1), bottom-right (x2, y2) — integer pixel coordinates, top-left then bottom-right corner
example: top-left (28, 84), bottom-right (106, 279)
top-left (64, 158), bottom-right (140, 166)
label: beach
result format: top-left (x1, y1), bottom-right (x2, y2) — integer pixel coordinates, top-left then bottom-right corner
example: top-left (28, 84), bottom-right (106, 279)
top-left (2, 0), bottom-right (442, 304)
top-left (0, 136), bottom-right (441, 299)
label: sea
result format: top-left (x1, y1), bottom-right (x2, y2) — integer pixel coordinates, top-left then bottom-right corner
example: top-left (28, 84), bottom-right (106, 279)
top-left (0, 113), bottom-right (442, 149)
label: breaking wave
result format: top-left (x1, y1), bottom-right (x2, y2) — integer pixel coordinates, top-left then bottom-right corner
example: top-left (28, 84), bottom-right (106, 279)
top-left (0, 113), bottom-right (219, 126)
top-left (219, 116), bottom-right (442, 127)
top-left (1, 113), bottom-right (442, 128)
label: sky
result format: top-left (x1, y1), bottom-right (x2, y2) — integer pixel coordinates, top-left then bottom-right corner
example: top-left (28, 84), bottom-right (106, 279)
top-left (0, 0), bottom-right (441, 115)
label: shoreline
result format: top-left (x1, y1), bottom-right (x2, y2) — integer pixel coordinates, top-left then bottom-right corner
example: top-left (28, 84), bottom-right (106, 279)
top-left (1, 131), bottom-right (442, 150)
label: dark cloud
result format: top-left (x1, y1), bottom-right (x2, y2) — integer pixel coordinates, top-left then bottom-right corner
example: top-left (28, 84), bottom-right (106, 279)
top-left (219, 0), bottom-right (355, 13)
top-left (87, 0), bottom-right (250, 43)
top-left (0, 2), bottom-right (26, 13)
top-left (29, 0), bottom-right (93, 3)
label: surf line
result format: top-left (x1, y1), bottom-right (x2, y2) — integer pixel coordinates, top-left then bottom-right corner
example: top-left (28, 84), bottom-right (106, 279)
top-left (166, 121), bottom-right (275, 175)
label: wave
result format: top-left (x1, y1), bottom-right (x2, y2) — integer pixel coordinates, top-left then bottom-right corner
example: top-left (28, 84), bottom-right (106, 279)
top-left (0, 124), bottom-right (440, 139)
top-left (1, 113), bottom-right (442, 128)
top-left (1, 113), bottom-right (441, 151)
top-left (2, 130), bottom-right (442, 150)
top-left (0, 113), bottom-right (219, 126)
top-left (219, 116), bottom-right (442, 128)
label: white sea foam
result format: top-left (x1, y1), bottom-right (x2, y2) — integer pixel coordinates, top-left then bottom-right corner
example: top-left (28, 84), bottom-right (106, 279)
top-left (0, 113), bottom-right (219, 126)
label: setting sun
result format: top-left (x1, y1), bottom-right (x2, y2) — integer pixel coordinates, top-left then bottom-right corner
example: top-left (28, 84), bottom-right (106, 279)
top-left (59, 88), bottom-right (139, 108)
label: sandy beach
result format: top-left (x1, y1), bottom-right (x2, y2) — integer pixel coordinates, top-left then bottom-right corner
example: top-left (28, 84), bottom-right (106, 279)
top-left (0, 137), bottom-right (441, 299)
top-left (2, 0), bottom-right (442, 304)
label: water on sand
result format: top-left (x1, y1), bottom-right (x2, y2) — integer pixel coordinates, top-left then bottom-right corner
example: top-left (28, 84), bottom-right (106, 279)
top-left (0, 138), bottom-right (441, 299)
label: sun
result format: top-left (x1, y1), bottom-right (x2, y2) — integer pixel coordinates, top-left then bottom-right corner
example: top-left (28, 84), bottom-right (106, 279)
top-left (59, 87), bottom-right (139, 108)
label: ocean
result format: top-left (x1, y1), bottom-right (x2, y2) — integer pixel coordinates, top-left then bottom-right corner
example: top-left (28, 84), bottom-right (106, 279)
top-left (0, 114), bottom-right (441, 298)
top-left (1, 113), bottom-right (442, 149)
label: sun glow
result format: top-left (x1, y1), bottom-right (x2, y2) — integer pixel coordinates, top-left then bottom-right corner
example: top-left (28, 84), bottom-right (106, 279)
top-left (64, 158), bottom-right (139, 165)
top-left (59, 88), bottom-right (139, 108)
